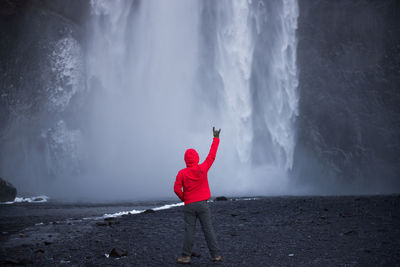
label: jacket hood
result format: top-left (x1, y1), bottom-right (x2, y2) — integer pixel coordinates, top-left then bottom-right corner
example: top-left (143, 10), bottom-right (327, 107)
top-left (184, 148), bottom-right (199, 167)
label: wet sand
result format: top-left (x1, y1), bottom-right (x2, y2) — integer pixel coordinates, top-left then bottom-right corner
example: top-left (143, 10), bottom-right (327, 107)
top-left (1, 195), bottom-right (399, 266)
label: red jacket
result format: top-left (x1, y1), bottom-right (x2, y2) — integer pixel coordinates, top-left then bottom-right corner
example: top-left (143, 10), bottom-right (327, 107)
top-left (174, 137), bottom-right (220, 205)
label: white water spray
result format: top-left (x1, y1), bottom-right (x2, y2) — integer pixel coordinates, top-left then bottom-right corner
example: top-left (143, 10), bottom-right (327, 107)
top-left (216, 0), bottom-right (254, 163)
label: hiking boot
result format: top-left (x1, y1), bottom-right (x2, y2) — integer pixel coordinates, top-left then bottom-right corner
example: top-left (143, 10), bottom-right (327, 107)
top-left (212, 255), bottom-right (222, 262)
top-left (177, 255), bottom-right (191, 264)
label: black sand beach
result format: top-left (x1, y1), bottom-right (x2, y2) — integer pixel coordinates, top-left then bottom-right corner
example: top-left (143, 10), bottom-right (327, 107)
top-left (1, 195), bottom-right (399, 266)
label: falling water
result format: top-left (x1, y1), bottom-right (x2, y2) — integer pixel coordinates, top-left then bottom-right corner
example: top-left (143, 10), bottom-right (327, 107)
top-left (80, 0), bottom-right (299, 199)
top-left (216, 1), bottom-right (255, 164)
top-left (85, 0), bottom-right (204, 199)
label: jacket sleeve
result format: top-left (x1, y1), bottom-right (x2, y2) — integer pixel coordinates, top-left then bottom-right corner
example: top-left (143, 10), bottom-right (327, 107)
top-left (174, 172), bottom-right (184, 202)
top-left (200, 137), bottom-right (220, 172)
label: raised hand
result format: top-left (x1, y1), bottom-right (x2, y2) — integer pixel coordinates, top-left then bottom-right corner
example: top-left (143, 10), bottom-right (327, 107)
top-left (213, 127), bottom-right (221, 138)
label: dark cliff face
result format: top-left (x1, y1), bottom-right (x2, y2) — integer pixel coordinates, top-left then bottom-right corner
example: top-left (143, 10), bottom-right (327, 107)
top-left (0, 0), bottom-right (89, 193)
top-left (0, 0), bottom-right (89, 133)
top-left (293, 0), bottom-right (400, 193)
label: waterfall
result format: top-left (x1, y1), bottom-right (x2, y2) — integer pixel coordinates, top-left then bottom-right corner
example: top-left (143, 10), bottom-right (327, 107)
top-left (248, 0), bottom-right (299, 171)
top-left (208, 0), bottom-right (299, 193)
top-left (267, 0), bottom-right (299, 171)
top-left (82, 0), bottom-right (299, 199)
top-left (215, 1), bottom-right (255, 164)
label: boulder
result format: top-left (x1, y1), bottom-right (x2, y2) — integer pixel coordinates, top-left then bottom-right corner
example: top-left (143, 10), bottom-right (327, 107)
top-left (191, 252), bottom-right (201, 257)
top-left (0, 177), bottom-right (17, 202)
top-left (109, 247), bottom-right (128, 258)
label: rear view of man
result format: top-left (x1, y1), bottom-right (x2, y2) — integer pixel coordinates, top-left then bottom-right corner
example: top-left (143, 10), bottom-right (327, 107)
top-left (174, 127), bottom-right (222, 264)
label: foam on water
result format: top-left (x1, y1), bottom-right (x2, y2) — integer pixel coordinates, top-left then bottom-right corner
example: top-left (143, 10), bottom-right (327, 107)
top-left (1, 195), bottom-right (49, 204)
top-left (98, 202), bottom-right (184, 219)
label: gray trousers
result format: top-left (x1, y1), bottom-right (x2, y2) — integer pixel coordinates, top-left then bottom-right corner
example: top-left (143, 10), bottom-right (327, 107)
top-left (182, 200), bottom-right (220, 258)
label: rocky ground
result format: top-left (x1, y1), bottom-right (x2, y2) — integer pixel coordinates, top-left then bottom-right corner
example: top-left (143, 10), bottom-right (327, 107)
top-left (1, 195), bottom-right (399, 266)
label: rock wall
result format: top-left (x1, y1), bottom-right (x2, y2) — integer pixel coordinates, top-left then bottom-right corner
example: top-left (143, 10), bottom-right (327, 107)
top-left (0, 0), bottom-right (89, 194)
top-left (293, 0), bottom-right (400, 193)
top-left (0, 177), bottom-right (17, 202)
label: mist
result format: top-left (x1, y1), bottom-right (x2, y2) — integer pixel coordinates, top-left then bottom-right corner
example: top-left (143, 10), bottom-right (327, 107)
top-left (65, 0), bottom-right (299, 201)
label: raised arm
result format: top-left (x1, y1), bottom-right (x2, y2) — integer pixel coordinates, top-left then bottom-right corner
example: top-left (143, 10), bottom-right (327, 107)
top-left (200, 127), bottom-right (221, 172)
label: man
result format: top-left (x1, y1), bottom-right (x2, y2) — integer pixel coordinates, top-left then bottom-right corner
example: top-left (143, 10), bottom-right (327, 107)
top-left (174, 127), bottom-right (222, 264)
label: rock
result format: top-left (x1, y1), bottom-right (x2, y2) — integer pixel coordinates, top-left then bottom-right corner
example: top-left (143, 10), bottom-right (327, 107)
top-left (44, 241), bottom-right (52, 245)
top-left (342, 230), bottom-right (358, 236)
top-left (215, 196), bottom-right (228, 201)
top-left (33, 197), bottom-right (43, 201)
top-left (144, 209), bottom-right (155, 214)
top-left (109, 247), bottom-right (128, 258)
top-left (295, 0), bottom-right (400, 194)
top-left (231, 213), bottom-right (238, 217)
top-left (34, 249), bottom-right (45, 259)
top-left (340, 213), bottom-right (352, 218)
top-left (103, 220), bottom-right (120, 226)
top-left (0, 0), bottom-right (27, 16)
top-left (191, 252), bottom-right (201, 257)
top-left (0, 177), bottom-right (17, 202)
